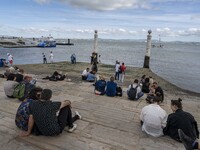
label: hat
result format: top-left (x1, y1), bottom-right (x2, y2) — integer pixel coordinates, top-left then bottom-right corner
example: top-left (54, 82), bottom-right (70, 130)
top-left (7, 53), bottom-right (10, 56)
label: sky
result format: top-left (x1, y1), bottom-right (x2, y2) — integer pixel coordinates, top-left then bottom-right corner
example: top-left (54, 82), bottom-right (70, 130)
top-left (0, 0), bottom-right (200, 41)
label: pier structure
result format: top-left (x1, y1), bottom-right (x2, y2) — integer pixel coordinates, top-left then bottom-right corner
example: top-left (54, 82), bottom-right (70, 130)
top-left (91, 30), bottom-right (98, 64)
top-left (143, 30), bottom-right (152, 68)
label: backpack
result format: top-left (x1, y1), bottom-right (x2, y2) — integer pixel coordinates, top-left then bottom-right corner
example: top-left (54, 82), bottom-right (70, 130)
top-left (116, 86), bottom-right (122, 97)
top-left (128, 84), bottom-right (138, 100)
top-left (13, 83), bottom-right (25, 99)
top-left (118, 66), bottom-right (122, 73)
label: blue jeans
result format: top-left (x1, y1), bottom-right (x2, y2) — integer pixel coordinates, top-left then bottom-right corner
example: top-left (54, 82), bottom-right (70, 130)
top-left (115, 72), bottom-right (119, 80)
top-left (136, 92), bottom-right (144, 100)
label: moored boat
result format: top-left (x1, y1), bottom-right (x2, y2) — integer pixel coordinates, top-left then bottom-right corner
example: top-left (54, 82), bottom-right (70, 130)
top-left (38, 36), bottom-right (56, 47)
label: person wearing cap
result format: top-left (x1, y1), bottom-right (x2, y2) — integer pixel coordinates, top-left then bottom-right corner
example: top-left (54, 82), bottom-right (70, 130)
top-left (7, 53), bottom-right (13, 66)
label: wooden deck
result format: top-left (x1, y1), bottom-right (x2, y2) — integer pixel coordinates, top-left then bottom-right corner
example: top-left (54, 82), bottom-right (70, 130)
top-left (0, 63), bottom-right (199, 150)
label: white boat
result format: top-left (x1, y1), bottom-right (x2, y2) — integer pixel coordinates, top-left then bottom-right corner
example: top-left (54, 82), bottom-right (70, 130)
top-left (38, 36), bottom-right (56, 47)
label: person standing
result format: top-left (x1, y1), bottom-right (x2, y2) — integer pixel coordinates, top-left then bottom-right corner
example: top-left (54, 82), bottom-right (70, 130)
top-left (98, 55), bottom-right (101, 63)
top-left (71, 53), bottom-right (76, 64)
top-left (49, 51), bottom-right (54, 63)
top-left (7, 53), bottom-right (13, 66)
top-left (119, 62), bottom-right (126, 83)
top-left (42, 53), bottom-right (47, 64)
top-left (91, 62), bottom-right (98, 73)
top-left (115, 61), bottom-right (120, 80)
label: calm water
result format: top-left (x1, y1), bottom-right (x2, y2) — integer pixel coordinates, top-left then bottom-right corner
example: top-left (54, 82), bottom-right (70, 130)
top-left (0, 39), bottom-right (200, 93)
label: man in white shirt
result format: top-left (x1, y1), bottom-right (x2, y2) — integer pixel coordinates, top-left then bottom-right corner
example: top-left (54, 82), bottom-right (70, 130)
top-left (49, 51), bottom-right (54, 63)
top-left (140, 96), bottom-right (167, 137)
top-left (7, 53), bottom-right (13, 66)
top-left (82, 68), bottom-right (89, 80)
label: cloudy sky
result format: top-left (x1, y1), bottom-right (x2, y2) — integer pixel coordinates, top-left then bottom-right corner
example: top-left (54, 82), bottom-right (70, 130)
top-left (0, 0), bottom-right (200, 41)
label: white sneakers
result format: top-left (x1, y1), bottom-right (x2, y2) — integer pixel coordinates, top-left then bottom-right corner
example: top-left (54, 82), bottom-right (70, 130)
top-left (68, 124), bottom-right (77, 133)
top-left (67, 111), bottom-right (82, 133)
top-left (75, 111), bottom-right (82, 120)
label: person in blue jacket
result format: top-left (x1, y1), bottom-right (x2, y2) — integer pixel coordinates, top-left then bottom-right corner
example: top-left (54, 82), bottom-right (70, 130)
top-left (94, 75), bottom-right (106, 95)
top-left (106, 76), bottom-right (117, 97)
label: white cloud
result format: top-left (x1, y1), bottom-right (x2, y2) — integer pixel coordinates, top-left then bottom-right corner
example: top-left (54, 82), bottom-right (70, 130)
top-left (35, 0), bottom-right (51, 4)
top-left (34, 0), bottom-right (151, 11)
top-left (154, 27), bottom-right (200, 37)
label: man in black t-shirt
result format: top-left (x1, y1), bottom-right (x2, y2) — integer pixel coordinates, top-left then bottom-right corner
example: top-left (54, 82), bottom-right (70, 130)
top-left (21, 89), bottom-right (81, 136)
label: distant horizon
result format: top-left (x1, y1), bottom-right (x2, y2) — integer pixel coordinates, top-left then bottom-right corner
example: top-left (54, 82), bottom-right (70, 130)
top-left (1, 34), bottom-right (200, 43)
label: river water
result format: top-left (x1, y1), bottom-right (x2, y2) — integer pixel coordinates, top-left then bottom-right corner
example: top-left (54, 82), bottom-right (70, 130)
top-left (0, 39), bottom-right (200, 93)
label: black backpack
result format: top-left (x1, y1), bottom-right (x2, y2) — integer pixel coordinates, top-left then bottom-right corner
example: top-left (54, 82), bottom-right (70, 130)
top-left (128, 84), bottom-right (138, 100)
top-left (116, 86), bottom-right (122, 97)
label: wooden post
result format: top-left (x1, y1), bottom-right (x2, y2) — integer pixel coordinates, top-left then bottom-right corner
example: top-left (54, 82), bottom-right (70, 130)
top-left (143, 30), bottom-right (152, 68)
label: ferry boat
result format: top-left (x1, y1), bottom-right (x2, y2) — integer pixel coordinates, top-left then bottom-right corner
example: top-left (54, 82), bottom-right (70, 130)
top-left (38, 36), bottom-right (56, 47)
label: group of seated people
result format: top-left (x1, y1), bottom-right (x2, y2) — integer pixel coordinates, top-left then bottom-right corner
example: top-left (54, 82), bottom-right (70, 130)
top-left (15, 87), bottom-right (82, 136)
top-left (139, 75), bottom-right (164, 103)
top-left (3, 66), bottom-right (36, 101)
top-left (8, 67), bottom-right (199, 150)
top-left (140, 97), bottom-right (199, 149)
top-left (81, 67), bottom-right (97, 82)
top-left (94, 76), bottom-right (123, 97)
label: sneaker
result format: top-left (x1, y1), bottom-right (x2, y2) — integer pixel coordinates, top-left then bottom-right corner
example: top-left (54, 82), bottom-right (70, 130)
top-left (75, 111), bottom-right (82, 120)
top-left (178, 129), bottom-right (194, 150)
top-left (68, 124), bottom-right (77, 133)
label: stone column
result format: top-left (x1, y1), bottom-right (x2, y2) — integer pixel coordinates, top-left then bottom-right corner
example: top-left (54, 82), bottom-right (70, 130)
top-left (143, 30), bottom-right (152, 68)
top-left (92, 30), bottom-right (98, 63)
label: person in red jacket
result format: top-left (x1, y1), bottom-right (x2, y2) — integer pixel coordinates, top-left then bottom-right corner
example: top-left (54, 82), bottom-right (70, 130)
top-left (119, 62), bottom-right (126, 83)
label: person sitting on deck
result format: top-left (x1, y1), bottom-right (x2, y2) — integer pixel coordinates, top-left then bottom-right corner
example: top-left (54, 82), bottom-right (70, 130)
top-left (146, 82), bottom-right (164, 103)
top-left (15, 87), bottom-right (43, 132)
top-left (163, 98), bottom-right (199, 142)
top-left (18, 75), bottom-right (36, 101)
top-left (141, 77), bottom-right (150, 93)
top-left (42, 71), bottom-right (66, 81)
top-left (106, 76), bottom-right (117, 97)
top-left (94, 75), bottom-right (106, 95)
top-left (15, 68), bottom-right (25, 83)
top-left (3, 73), bottom-right (19, 98)
top-left (82, 68), bottom-right (90, 80)
top-left (140, 96), bottom-right (167, 137)
top-left (86, 71), bottom-right (96, 82)
top-left (21, 89), bottom-right (82, 136)
top-left (127, 79), bottom-right (144, 100)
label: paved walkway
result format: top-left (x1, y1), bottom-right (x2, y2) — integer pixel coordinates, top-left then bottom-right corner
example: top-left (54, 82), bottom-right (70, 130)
top-left (0, 63), bottom-right (199, 150)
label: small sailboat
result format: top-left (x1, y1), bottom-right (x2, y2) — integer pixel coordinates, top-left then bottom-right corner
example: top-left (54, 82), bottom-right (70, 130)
top-left (152, 34), bottom-right (164, 48)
